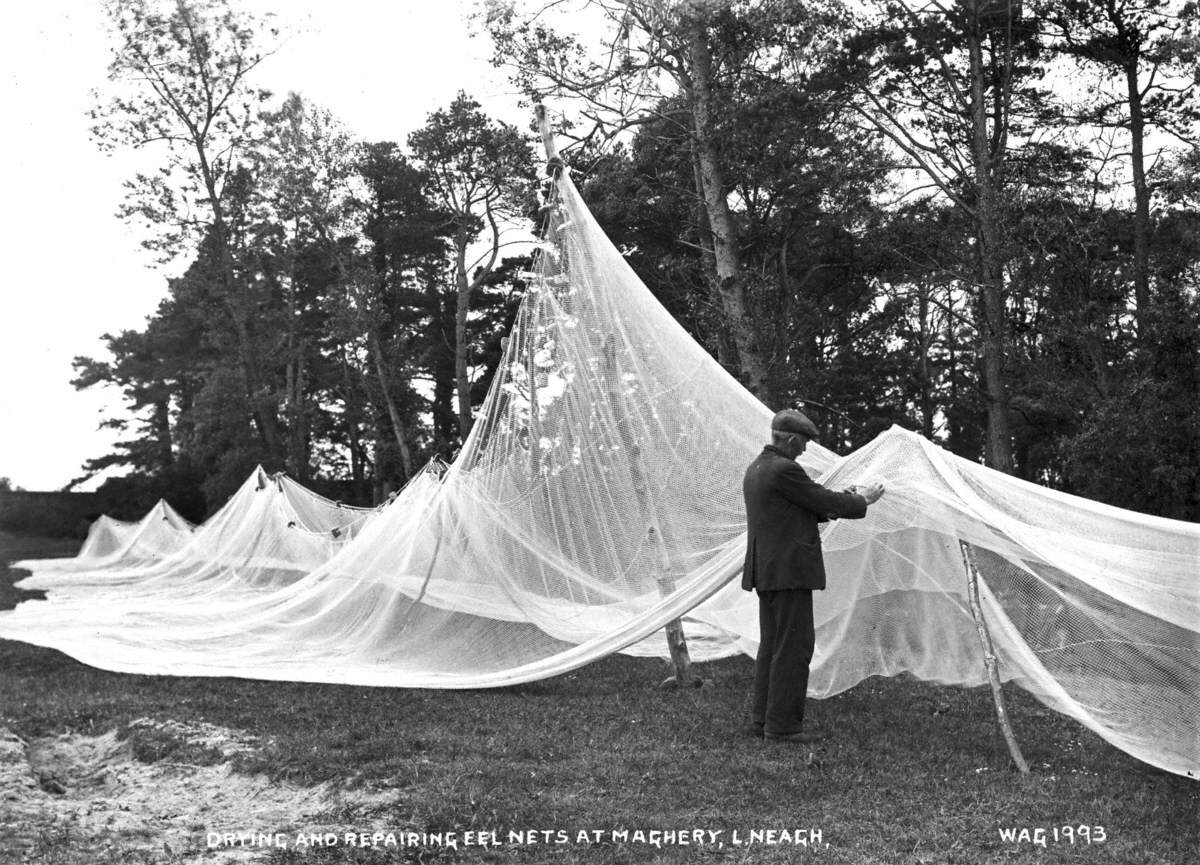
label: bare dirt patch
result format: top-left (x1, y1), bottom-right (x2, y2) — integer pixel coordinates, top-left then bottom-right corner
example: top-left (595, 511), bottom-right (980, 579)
top-left (1, 719), bottom-right (396, 863)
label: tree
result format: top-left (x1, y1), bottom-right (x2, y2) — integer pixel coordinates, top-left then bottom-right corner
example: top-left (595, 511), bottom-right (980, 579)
top-left (91, 0), bottom-right (285, 461)
top-left (355, 140), bottom-right (453, 479)
top-left (486, 0), bottom-right (850, 398)
top-left (71, 277), bottom-right (212, 509)
top-left (251, 93), bottom-right (367, 482)
top-left (73, 313), bottom-right (193, 479)
top-left (573, 126), bottom-right (730, 361)
top-left (1060, 284), bottom-right (1200, 519)
top-left (1041, 0), bottom-right (1200, 338)
top-left (570, 81), bottom-right (900, 441)
top-left (408, 93), bottom-right (538, 438)
top-left (832, 0), bottom-right (1053, 472)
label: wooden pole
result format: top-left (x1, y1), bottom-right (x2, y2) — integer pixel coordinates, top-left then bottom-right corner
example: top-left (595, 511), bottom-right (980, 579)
top-left (535, 104), bottom-right (559, 177)
top-left (959, 540), bottom-right (1030, 774)
top-left (526, 319), bottom-right (542, 476)
top-left (535, 104), bottom-right (695, 688)
top-left (600, 336), bottom-right (695, 688)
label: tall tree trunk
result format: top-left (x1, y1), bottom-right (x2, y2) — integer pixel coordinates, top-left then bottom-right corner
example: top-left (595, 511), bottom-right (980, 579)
top-left (917, 283), bottom-right (935, 440)
top-left (292, 344), bottom-right (309, 482)
top-left (454, 225), bottom-right (475, 439)
top-left (200, 156), bottom-right (284, 463)
top-left (371, 416), bottom-right (387, 505)
top-left (967, 5), bottom-right (1014, 473)
top-left (286, 356), bottom-right (297, 472)
top-left (947, 285), bottom-right (963, 452)
top-left (231, 307), bottom-right (284, 460)
top-left (421, 280), bottom-right (459, 456)
top-left (1125, 61), bottom-right (1151, 338)
top-left (340, 350), bottom-right (367, 504)
top-left (153, 396), bottom-right (173, 470)
top-left (685, 15), bottom-right (770, 399)
top-left (689, 145), bottom-right (738, 370)
top-left (370, 329), bottom-right (415, 481)
top-left (284, 270), bottom-right (308, 481)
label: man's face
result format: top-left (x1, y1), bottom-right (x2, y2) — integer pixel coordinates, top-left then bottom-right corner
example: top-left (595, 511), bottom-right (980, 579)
top-left (791, 433), bottom-right (809, 455)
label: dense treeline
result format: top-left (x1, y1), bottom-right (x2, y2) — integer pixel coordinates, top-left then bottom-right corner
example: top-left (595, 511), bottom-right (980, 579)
top-left (76, 0), bottom-right (1199, 521)
top-left (73, 1), bottom-right (537, 516)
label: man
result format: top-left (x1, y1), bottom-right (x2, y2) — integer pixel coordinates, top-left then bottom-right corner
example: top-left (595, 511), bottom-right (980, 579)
top-left (742, 409), bottom-right (884, 743)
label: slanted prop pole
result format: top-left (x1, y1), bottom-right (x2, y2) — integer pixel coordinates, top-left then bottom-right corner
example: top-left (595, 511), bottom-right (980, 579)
top-left (600, 334), bottom-right (694, 688)
top-left (535, 103), bottom-right (694, 688)
top-left (959, 540), bottom-right (1030, 774)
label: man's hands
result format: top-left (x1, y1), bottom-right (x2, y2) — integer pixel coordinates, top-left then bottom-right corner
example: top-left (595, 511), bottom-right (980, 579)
top-left (849, 482), bottom-right (886, 505)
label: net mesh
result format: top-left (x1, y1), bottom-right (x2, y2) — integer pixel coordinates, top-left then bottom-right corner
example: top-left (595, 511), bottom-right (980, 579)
top-left (15, 499), bottom-right (195, 576)
top-left (14, 470), bottom-right (377, 598)
top-left (2, 167), bottom-right (1197, 779)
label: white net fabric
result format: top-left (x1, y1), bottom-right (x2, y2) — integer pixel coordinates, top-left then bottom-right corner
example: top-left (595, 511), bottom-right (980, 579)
top-left (76, 515), bottom-right (140, 560)
top-left (2, 168), bottom-right (1197, 779)
top-left (14, 500), bottom-right (195, 577)
top-left (13, 471), bottom-right (376, 599)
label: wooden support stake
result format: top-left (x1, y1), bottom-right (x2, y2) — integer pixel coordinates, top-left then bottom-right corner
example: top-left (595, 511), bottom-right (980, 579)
top-left (959, 540), bottom-right (1030, 774)
top-left (526, 326), bottom-right (542, 476)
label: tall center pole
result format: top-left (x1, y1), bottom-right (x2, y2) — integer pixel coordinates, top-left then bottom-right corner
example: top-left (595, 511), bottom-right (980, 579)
top-left (534, 105), bottom-right (695, 688)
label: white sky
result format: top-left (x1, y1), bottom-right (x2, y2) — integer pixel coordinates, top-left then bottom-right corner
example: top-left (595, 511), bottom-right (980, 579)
top-left (0, 0), bottom-right (531, 491)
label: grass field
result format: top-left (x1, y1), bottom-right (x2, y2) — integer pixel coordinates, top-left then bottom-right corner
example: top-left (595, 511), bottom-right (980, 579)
top-left (1, 530), bottom-right (1196, 865)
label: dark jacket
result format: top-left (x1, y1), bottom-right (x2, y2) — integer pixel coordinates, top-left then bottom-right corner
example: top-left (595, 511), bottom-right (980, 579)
top-left (742, 445), bottom-right (867, 591)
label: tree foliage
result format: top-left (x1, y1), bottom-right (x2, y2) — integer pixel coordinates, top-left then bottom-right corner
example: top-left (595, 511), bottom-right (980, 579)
top-left (408, 93), bottom-right (538, 438)
top-left (75, 0), bottom-right (1199, 521)
top-left (77, 0), bottom-right (533, 512)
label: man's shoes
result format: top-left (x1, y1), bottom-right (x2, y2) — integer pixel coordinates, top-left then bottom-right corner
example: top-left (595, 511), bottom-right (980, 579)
top-left (745, 724), bottom-right (765, 738)
top-left (763, 730), bottom-right (822, 744)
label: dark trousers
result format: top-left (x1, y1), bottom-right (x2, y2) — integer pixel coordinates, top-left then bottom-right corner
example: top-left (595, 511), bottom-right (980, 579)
top-left (752, 588), bottom-right (816, 735)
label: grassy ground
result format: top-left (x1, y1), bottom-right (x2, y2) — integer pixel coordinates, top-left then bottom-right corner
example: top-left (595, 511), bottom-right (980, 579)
top-left (1, 531), bottom-right (1196, 865)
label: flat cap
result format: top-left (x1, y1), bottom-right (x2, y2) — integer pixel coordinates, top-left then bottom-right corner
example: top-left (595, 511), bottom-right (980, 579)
top-left (771, 409), bottom-right (819, 439)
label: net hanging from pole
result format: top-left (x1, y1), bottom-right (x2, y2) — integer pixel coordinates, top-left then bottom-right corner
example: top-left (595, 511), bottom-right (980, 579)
top-left (2, 159), bottom-right (1197, 779)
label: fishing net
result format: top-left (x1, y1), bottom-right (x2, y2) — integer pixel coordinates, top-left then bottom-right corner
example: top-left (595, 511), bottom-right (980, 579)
top-left (14, 470), bottom-right (377, 598)
top-left (14, 499), bottom-right (194, 576)
top-left (2, 162), bottom-right (1196, 779)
